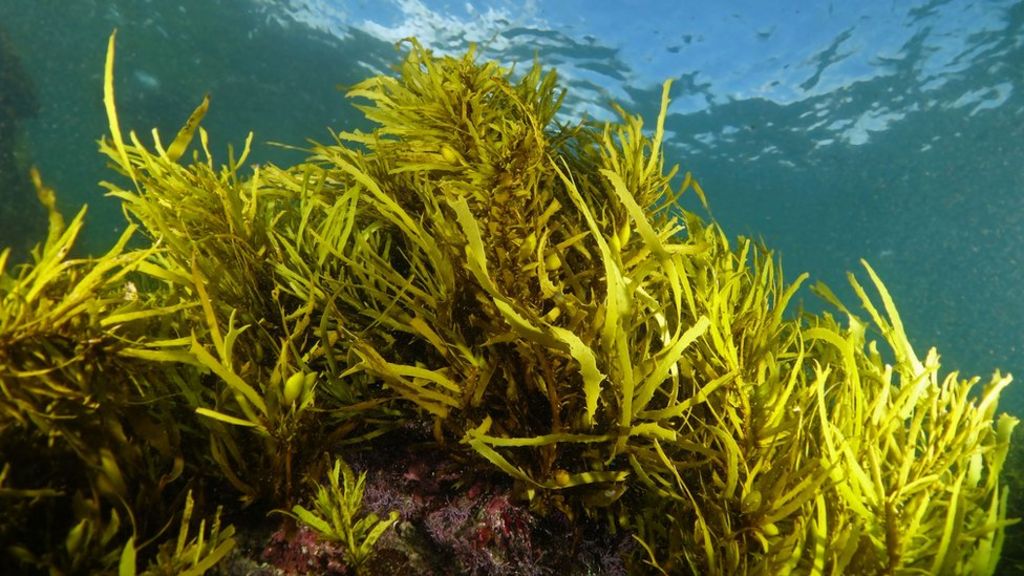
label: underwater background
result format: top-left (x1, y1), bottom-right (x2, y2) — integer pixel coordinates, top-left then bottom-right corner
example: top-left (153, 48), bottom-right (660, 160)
top-left (0, 0), bottom-right (1021, 416)
top-left (0, 1), bottom-right (1022, 573)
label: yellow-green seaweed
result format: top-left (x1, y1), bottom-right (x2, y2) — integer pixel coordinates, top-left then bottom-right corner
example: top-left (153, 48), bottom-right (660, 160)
top-left (0, 31), bottom-right (1016, 575)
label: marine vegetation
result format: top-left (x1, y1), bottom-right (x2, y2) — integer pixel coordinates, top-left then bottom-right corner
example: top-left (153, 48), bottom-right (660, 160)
top-left (279, 456), bottom-right (399, 574)
top-left (0, 30), bottom-right (1017, 575)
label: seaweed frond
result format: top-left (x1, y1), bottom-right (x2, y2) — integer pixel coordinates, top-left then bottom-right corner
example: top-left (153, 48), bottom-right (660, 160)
top-left (281, 455), bottom-right (399, 574)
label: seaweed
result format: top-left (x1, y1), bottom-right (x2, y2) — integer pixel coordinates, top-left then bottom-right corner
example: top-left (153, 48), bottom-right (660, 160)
top-left (0, 31), bottom-right (1016, 575)
top-left (277, 456), bottom-right (399, 574)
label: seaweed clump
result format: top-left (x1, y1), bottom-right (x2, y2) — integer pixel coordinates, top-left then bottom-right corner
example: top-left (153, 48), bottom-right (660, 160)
top-left (0, 32), bottom-right (1018, 575)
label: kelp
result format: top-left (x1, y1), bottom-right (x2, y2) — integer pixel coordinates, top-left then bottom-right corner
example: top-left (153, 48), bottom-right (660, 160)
top-left (117, 490), bottom-right (235, 576)
top-left (0, 165), bottom-right (196, 573)
top-left (305, 42), bottom-right (725, 501)
top-left (0, 31), bottom-right (1016, 575)
top-left (95, 30), bottom-right (400, 507)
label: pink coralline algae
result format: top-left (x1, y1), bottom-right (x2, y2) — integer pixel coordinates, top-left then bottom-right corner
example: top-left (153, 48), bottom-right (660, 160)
top-left (253, 436), bottom-right (632, 575)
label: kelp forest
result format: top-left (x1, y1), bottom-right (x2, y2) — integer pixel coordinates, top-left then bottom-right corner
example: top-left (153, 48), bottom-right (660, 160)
top-left (0, 31), bottom-right (1020, 575)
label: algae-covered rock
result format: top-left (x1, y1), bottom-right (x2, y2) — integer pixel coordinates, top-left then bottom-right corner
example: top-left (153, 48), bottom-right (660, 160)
top-left (0, 32), bottom-right (1017, 575)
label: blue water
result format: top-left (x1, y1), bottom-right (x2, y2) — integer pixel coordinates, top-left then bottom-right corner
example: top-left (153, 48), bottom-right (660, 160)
top-left (1, 0), bottom-right (1022, 416)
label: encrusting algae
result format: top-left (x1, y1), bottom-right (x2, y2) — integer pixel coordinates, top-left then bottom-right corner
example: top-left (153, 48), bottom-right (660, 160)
top-left (0, 31), bottom-right (1018, 575)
